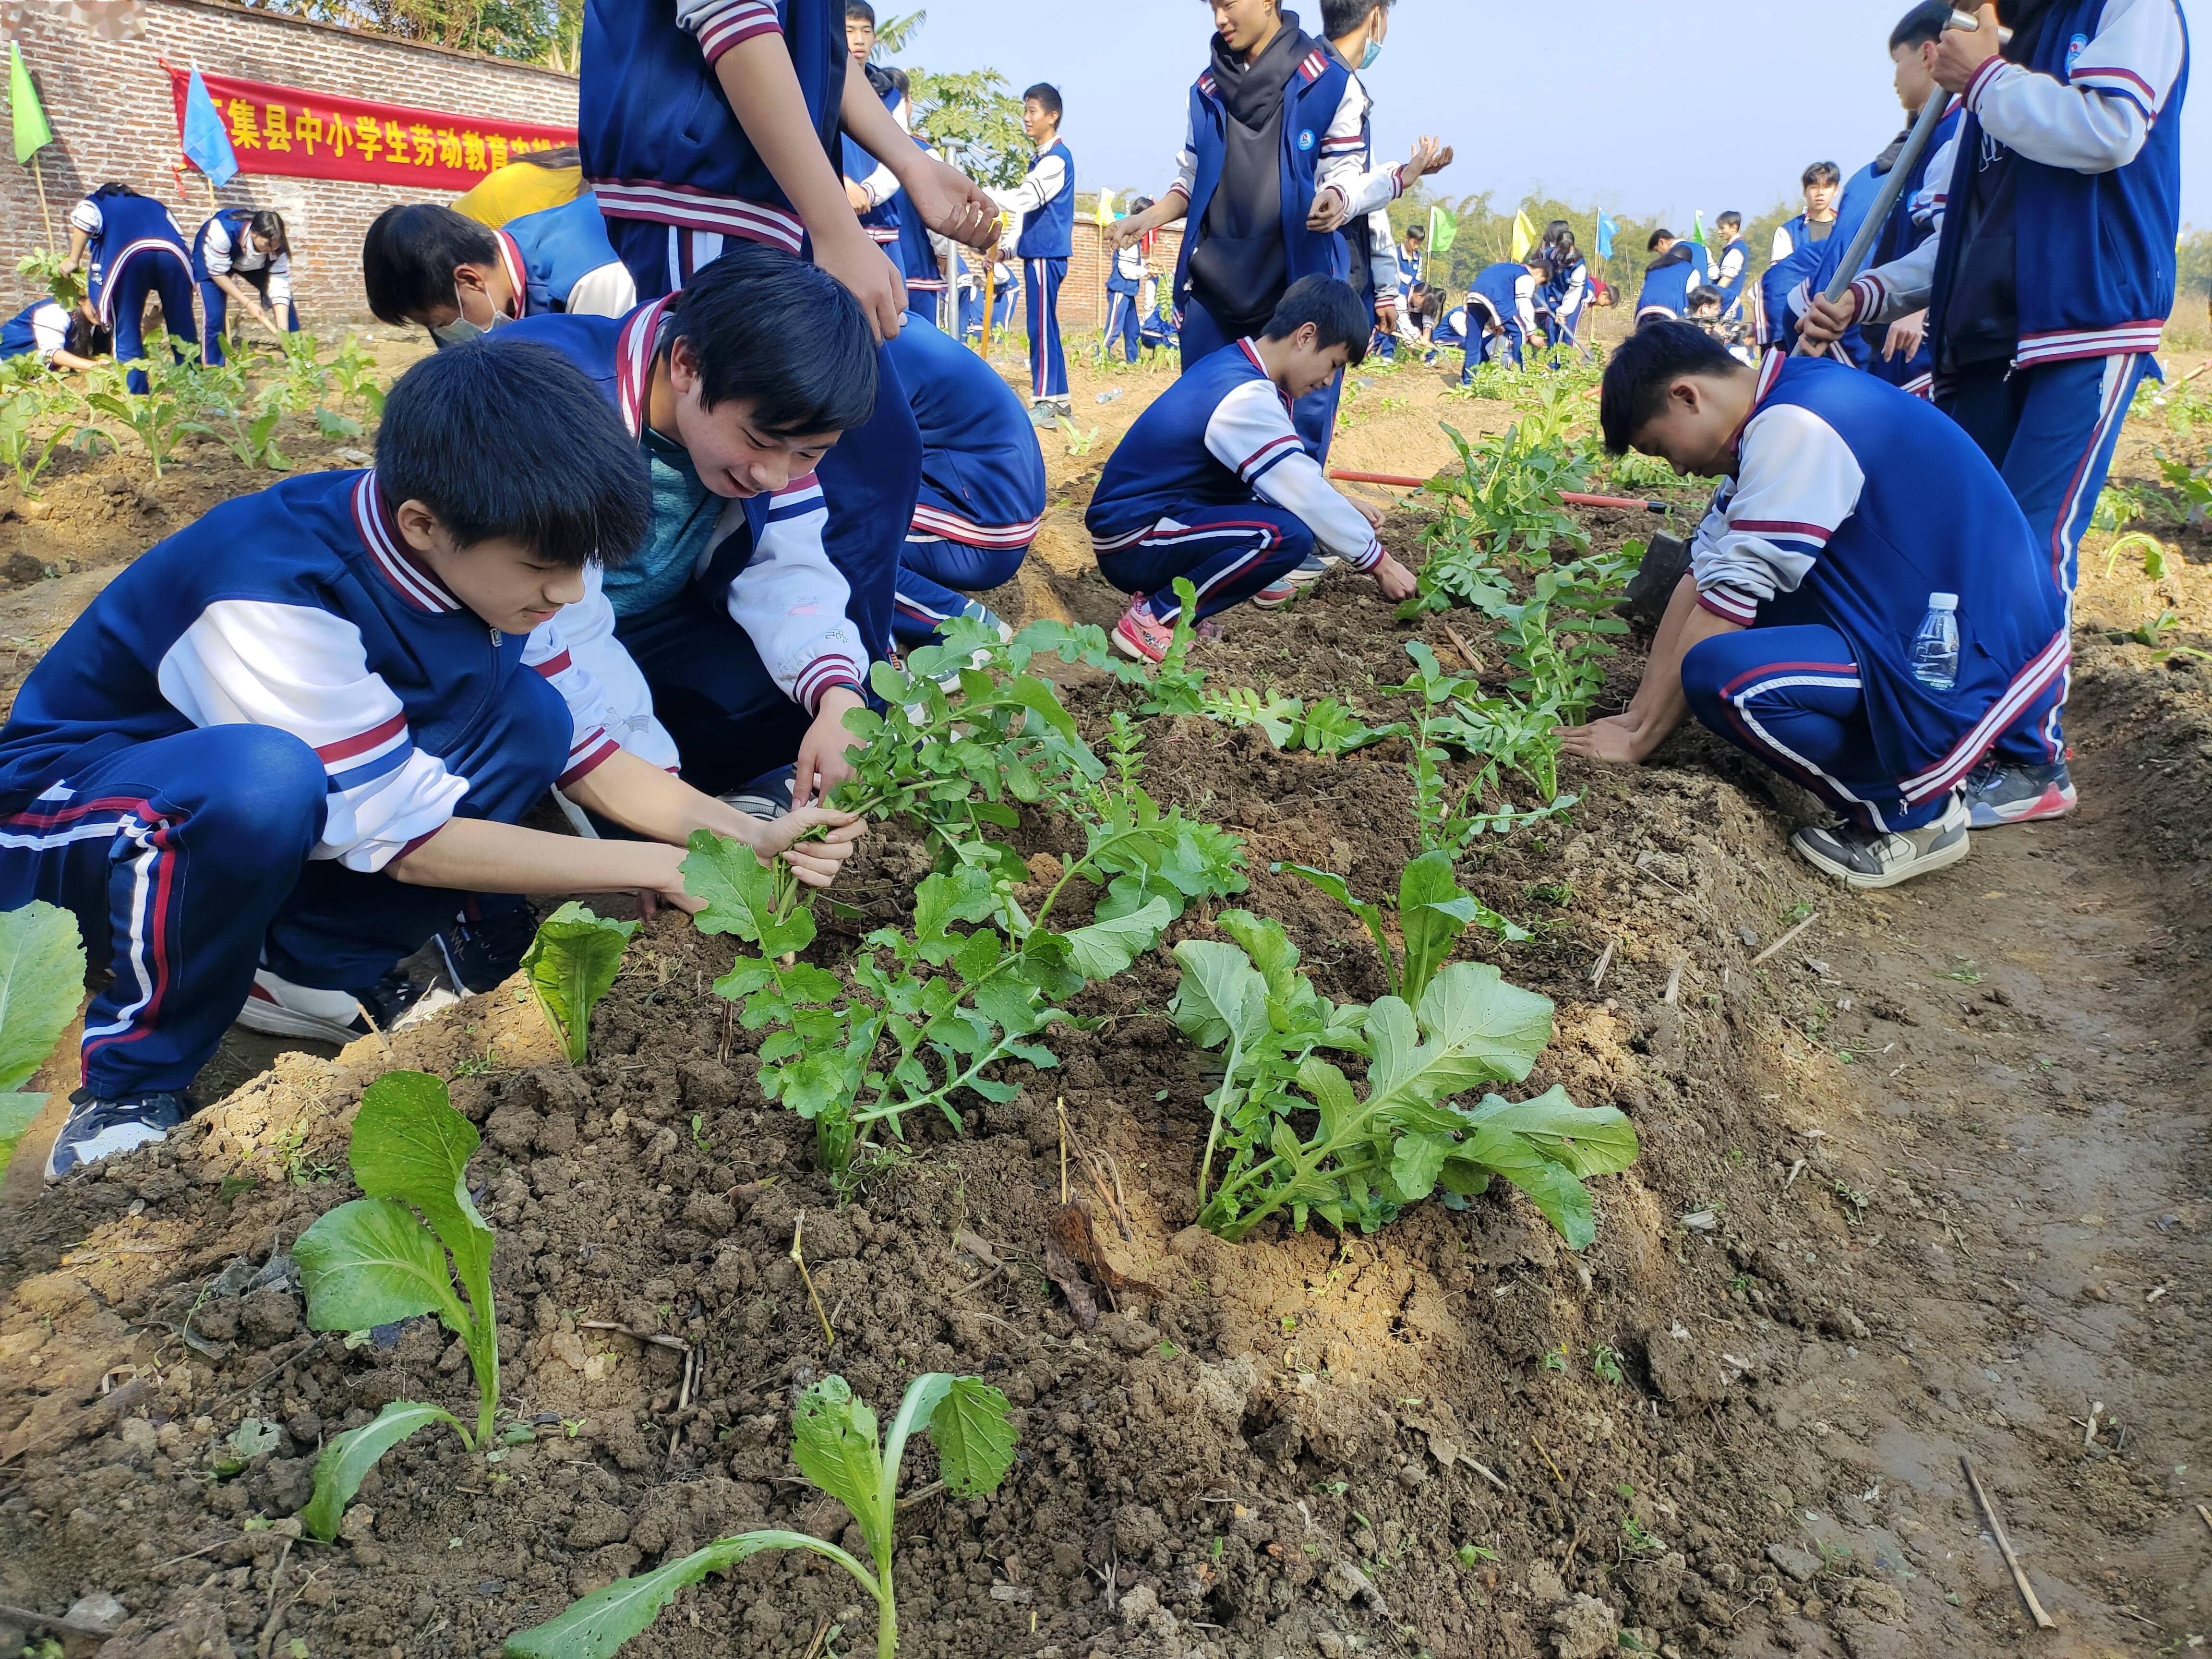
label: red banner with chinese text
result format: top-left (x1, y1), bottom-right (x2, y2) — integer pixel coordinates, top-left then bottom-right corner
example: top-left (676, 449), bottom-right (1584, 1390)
top-left (163, 64), bottom-right (576, 193)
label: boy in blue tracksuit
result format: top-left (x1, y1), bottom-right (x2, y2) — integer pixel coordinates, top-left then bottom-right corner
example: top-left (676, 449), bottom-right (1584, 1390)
top-left (64, 184), bottom-right (195, 395)
top-left (579, 0), bottom-right (982, 666)
top-left (884, 319), bottom-right (1046, 648)
top-left (1802, 0), bottom-right (2188, 826)
top-left (1771, 158), bottom-right (1886, 361)
top-left (1107, 3), bottom-right (1374, 457)
top-left (363, 200), bottom-right (638, 340)
top-left (1710, 212), bottom-right (1751, 319)
top-left (1463, 258), bottom-right (1545, 375)
top-left (2, 337), bottom-right (862, 1179)
top-left (1104, 205), bottom-right (1152, 365)
top-left (1086, 277), bottom-right (1414, 661)
top-left (1769, 161), bottom-right (1844, 265)
top-left (505, 248), bottom-right (886, 806)
top-left (1635, 230), bottom-right (1710, 323)
top-left (192, 208), bottom-right (296, 369)
top-left (1565, 322), bottom-right (2068, 890)
top-left (841, 56), bottom-right (908, 301)
top-left (987, 83), bottom-right (1076, 424)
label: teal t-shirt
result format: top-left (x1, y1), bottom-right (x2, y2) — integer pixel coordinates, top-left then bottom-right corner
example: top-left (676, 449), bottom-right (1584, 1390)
top-left (603, 426), bottom-right (721, 619)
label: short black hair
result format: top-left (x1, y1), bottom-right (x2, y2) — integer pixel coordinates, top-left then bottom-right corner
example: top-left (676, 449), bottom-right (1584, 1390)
top-left (1686, 285), bottom-right (1723, 312)
top-left (844, 0), bottom-right (875, 22)
top-left (1023, 83), bottom-right (1063, 120)
top-left (1599, 319), bottom-right (1743, 455)
top-left (1320, 0), bottom-right (1393, 37)
top-left (376, 337), bottom-right (652, 569)
top-left (1404, 222), bottom-right (1426, 240)
top-left (519, 144), bottom-right (582, 170)
top-left (1647, 228), bottom-right (1675, 251)
top-left (1129, 195), bottom-right (1154, 215)
top-left (1802, 160), bottom-right (1842, 188)
top-left (362, 204), bottom-right (500, 327)
top-left (65, 312), bottom-right (110, 360)
top-left (885, 65), bottom-right (910, 96)
top-left (1890, 0), bottom-right (1952, 50)
top-left (670, 242), bottom-right (878, 434)
top-left (1717, 210), bottom-right (1743, 231)
top-left (1260, 275), bottom-right (1370, 364)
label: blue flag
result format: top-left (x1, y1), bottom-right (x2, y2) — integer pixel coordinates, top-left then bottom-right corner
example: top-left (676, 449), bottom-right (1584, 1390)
top-left (1595, 212), bottom-right (1618, 261)
top-left (180, 67), bottom-right (239, 189)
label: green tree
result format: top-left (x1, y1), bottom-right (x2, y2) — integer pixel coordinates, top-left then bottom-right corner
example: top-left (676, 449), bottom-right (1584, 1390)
top-left (239, 0), bottom-right (577, 63)
top-left (908, 67), bottom-right (1030, 190)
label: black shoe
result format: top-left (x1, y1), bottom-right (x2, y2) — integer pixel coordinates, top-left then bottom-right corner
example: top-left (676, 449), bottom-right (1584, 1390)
top-left (721, 765), bottom-right (796, 821)
top-left (236, 963), bottom-right (458, 1045)
top-left (434, 903), bottom-right (538, 995)
top-left (45, 1089), bottom-right (187, 1180)
top-left (1791, 791), bottom-right (1971, 890)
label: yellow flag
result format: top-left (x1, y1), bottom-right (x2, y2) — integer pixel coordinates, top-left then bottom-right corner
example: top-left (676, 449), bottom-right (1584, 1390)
top-left (1095, 188), bottom-right (1116, 226)
top-left (1510, 209), bottom-right (1537, 261)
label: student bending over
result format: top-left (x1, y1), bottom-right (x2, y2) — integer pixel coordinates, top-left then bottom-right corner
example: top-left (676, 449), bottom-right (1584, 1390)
top-left (1086, 276), bottom-right (1414, 662)
top-left (363, 200), bottom-right (637, 344)
top-left (5, 337), bottom-right (860, 1179)
top-left (1561, 323), bottom-right (2068, 890)
top-left (0, 296), bottom-right (110, 372)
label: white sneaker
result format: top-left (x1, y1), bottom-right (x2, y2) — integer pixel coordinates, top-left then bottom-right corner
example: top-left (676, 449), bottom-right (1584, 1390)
top-left (1791, 791), bottom-right (1971, 890)
top-left (235, 967), bottom-right (458, 1044)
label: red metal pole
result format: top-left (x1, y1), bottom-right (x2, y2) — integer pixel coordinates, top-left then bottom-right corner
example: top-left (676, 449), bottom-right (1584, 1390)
top-left (1327, 469), bottom-right (1671, 513)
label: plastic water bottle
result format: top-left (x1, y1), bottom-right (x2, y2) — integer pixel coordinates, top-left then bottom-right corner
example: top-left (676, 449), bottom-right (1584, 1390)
top-left (1910, 593), bottom-right (1960, 692)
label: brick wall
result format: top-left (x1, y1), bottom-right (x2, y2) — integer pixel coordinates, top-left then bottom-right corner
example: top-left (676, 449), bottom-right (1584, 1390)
top-left (0, 0), bottom-right (577, 320)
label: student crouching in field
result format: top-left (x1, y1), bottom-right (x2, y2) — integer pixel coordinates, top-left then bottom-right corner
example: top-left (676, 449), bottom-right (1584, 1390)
top-left (0, 296), bottom-right (110, 373)
top-left (192, 207), bottom-right (295, 369)
top-left (1561, 322), bottom-right (2068, 891)
top-left (4, 338), bottom-right (862, 1180)
top-left (1087, 276), bottom-right (1414, 662)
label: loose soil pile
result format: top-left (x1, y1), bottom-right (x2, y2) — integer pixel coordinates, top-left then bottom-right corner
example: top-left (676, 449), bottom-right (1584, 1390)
top-left (0, 337), bottom-right (2206, 1659)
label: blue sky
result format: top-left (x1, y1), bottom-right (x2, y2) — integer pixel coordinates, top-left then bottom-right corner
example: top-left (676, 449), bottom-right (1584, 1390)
top-left (888, 0), bottom-right (2209, 227)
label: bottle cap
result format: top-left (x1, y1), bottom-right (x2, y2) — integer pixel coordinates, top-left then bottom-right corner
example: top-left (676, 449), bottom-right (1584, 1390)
top-left (1929, 592), bottom-right (1958, 610)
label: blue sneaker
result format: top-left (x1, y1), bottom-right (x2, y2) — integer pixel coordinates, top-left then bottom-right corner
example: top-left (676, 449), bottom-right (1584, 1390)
top-left (435, 903), bottom-right (536, 995)
top-left (1963, 759), bottom-right (2076, 828)
top-left (45, 1089), bottom-right (187, 1181)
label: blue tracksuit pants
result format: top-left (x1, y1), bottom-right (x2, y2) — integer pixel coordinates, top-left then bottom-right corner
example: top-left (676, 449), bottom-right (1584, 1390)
top-left (1104, 281), bottom-right (1142, 365)
top-left (893, 535), bottom-right (1028, 647)
top-left (1462, 320), bottom-right (1527, 381)
top-left (609, 223), bottom-right (918, 665)
top-left (1097, 504), bottom-right (1314, 626)
top-left (106, 253), bottom-right (197, 396)
top-left (1683, 623), bottom-right (2065, 834)
top-left (615, 592), bottom-right (818, 798)
top-left (0, 713), bottom-right (567, 1098)
top-left (1024, 256), bottom-right (1068, 400)
top-left (1941, 351), bottom-right (2154, 765)
top-left (198, 272), bottom-right (298, 370)
top-left (1180, 296), bottom-right (1344, 465)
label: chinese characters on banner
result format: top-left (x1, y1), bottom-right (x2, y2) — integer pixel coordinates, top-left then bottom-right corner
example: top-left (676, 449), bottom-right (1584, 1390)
top-left (163, 63), bottom-right (575, 193)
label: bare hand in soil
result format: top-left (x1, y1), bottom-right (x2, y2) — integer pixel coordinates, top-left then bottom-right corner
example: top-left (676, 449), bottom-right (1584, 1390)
top-left (1369, 553), bottom-right (1417, 603)
top-left (793, 687), bottom-right (866, 811)
top-left (760, 806), bottom-right (867, 888)
top-left (1557, 711), bottom-right (1650, 764)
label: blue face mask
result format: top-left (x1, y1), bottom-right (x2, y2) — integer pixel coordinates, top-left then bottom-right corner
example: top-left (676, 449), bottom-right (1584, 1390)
top-left (1359, 34), bottom-right (1383, 67)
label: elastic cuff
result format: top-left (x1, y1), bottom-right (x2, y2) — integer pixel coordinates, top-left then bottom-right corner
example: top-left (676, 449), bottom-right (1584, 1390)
top-left (1390, 163), bottom-right (1407, 200)
top-left (1697, 586), bottom-right (1758, 625)
top-left (1352, 539), bottom-right (1384, 573)
top-left (1849, 273), bottom-right (1884, 320)
top-left (796, 657), bottom-right (864, 716)
top-left (558, 732), bottom-right (621, 790)
top-left (1963, 55), bottom-right (2008, 112)
top-left (691, 0), bottom-right (783, 64)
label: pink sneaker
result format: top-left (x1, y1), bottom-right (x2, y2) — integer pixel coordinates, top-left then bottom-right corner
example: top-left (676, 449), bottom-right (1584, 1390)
top-left (1112, 597), bottom-right (1176, 662)
top-left (1250, 577), bottom-right (1298, 609)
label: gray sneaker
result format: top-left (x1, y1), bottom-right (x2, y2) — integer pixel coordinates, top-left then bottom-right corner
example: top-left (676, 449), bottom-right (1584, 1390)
top-left (1963, 758), bottom-right (2076, 828)
top-left (1792, 791), bottom-right (1970, 889)
top-left (46, 1090), bottom-right (187, 1180)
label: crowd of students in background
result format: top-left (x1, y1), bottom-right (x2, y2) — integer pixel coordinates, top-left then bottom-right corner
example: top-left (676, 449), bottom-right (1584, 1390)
top-left (0, 0), bottom-right (2188, 1181)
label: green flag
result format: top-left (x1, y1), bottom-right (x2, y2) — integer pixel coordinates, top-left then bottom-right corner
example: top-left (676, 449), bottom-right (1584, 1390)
top-left (1691, 212), bottom-right (1707, 246)
top-left (9, 43), bottom-right (53, 165)
top-left (1427, 204), bottom-right (1456, 255)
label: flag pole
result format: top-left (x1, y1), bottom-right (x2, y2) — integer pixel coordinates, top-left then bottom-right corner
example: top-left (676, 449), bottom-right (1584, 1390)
top-left (29, 153), bottom-right (55, 253)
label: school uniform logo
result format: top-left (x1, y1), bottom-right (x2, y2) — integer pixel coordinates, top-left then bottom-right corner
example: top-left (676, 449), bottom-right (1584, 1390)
top-left (2065, 32), bottom-right (2089, 72)
top-left (1298, 129), bottom-right (1315, 151)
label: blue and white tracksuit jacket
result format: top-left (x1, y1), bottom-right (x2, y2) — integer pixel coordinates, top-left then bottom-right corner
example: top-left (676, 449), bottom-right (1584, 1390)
top-left (1636, 243), bottom-right (1707, 322)
top-left (993, 138), bottom-right (1077, 401)
top-left (579, 0), bottom-right (845, 273)
top-left (1538, 255), bottom-right (1588, 346)
top-left (71, 192), bottom-right (195, 393)
top-left (1680, 353), bottom-right (2068, 830)
top-left (894, 133), bottom-right (949, 323)
top-left (497, 193), bottom-right (638, 318)
top-left (0, 469), bottom-right (614, 1094)
top-left (1835, 0), bottom-right (2186, 682)
top-left (1, 302), bottom-right (72, 366)
top-left (192, 208), bottom-right (294, 368)
top-left (504, 299), bottom-right (867, 768)
top-left (1088, 338), bottom-right (1382, 623)
top-left (1711, 238), bottom-right (1752, 317)
top-left (885, 318), bottom-right (1046, 639)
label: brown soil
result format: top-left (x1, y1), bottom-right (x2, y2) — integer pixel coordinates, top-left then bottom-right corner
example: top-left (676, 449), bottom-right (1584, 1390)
top-left (0, 324), bottom-right (2207, 1659)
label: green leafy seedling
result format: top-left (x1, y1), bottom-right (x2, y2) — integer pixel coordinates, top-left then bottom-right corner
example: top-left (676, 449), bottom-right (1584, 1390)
top-left (292, 1071), bottom-right (499, 1540)
top-left (0, 901), bottom-right (86, 1174)
top-left (505, 1373), bottom-right (1016, 1659)
top-left (521, 902), bottom-right (639, 1065)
